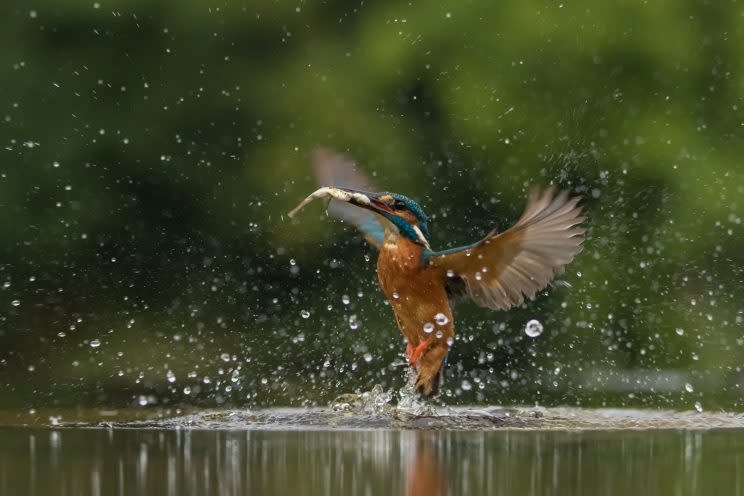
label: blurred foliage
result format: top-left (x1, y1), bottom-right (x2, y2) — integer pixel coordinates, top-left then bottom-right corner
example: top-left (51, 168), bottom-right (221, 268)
top-left (0, 0), bottom-right (743, 410)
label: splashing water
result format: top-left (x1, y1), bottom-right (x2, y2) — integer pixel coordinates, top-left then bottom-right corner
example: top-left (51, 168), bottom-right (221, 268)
top-left (396, 369), bottom-right (434, 415)
top-left (348, 314), bottom-right (359, 330)
top-left (331, 384), bottom-right (393, 414)
top-left (435, 313), bottom-right (449, 326)
top-left (329, 369), bottom-right (433, 417)
top-left (524, 319), bottom-right (544, 338)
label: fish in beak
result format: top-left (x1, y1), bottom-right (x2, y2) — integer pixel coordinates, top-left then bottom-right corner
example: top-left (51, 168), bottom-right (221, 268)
top-left (288, 187), bottom-right (391, 218)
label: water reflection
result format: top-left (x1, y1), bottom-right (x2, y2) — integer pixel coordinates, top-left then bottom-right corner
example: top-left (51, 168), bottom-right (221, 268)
top-left (405, 432), bottom-right (447, 496)
top-left (1, 427), bottom-right (743, 495)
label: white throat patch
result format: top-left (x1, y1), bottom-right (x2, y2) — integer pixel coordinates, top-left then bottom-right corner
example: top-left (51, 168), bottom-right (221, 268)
top-left (413, 225), bottom-right (431, 250)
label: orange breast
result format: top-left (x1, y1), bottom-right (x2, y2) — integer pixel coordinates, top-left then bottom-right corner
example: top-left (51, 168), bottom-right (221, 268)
top-left (377, 237), bottom-right (454, 347)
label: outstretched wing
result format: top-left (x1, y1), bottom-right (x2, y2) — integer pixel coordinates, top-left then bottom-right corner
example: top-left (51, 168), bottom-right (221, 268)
top-left (427, 186), bottom-right (586, 310)
top-left (311, 148), bottom-right (386, 248)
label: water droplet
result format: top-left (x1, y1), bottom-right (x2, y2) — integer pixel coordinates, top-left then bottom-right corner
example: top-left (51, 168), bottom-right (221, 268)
top-left (27, 365), bottom-right (35, 372)
top-left (461, 380), bottom-right (472, 391)
top-left (183, 387), bottom-right (191, 395)
top-left (300, 309), bottom-right (310, 319)
top-left (435, 330), bottom-right (444, 339)
top-left (137, 395), bottom-right (148, 407)
top-left (524, 319), bottom-right (544, 338)
top-left (202, 376), bottom-right (211, 384)
top-left (694, 401), bottom-right (703, 413)
top-left (423, 322), bottom-right (434, 334)
top-left (260, 377), bottom-right (268, 385)
top-left (348, 314), bottom-right (359, 330)
top-left (166, 370), bottom-right (176, 383)
top-left (57, 331), bottom-right (66, 338)
top-left (675, 328), bottom-right (685, 336)
top-left (11, 300), bottom-right (20, 307)
top-left (89, 339), bottom-right (101, 348)
top-left (363, 353), bottom-right (373, 363)
top-left (474, 272), bottom-right (483, 281)
top-left (220, 353), bottom-right (231, 362)
top-left (341, 294), bottom-right (350, 305)
top-left (435, 313), bottom-right (449, 325)
top-left (446, 269), bottom-right (455, 278)
top-left (392, 292), bottom-right (400, 300)
top-left (289, 258), bottom-right (296, 266)
top-left (684, 383), bottom-right (694, 393)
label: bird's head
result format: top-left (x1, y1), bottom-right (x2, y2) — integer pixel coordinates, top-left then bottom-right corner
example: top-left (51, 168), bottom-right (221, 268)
top-left (347, 189), bottom-right (430, 248)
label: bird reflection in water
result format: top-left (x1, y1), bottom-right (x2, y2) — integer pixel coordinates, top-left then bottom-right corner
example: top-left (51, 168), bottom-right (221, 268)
top-left (404, 432), bottom-right (448, 496)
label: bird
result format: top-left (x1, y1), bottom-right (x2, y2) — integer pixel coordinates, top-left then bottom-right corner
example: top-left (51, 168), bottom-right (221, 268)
top-left (288, 149), bottom-right (586, 397)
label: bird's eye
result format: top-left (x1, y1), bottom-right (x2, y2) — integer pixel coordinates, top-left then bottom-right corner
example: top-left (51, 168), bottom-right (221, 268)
top-left (394, 200), bottom-right (407, 210)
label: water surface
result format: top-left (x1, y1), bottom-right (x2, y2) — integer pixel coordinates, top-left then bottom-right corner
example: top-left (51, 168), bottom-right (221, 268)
top-left (1, 407), bottom-right (743, 495)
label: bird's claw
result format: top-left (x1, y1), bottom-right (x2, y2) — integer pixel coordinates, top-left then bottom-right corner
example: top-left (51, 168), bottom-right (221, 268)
top-left (407, 340), bottom-right (432, 367)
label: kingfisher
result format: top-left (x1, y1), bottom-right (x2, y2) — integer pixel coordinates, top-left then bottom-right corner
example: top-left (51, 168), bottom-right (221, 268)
top-left (289, 149), bottom-right (586, 397)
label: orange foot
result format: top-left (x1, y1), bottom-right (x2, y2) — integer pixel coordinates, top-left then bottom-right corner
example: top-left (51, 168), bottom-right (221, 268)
top-left (408, 340), bottom-right (432, 367)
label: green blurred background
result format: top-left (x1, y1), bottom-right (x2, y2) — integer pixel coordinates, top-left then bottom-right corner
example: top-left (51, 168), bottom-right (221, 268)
top-left (0, 0), bottom-right (742, 411)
